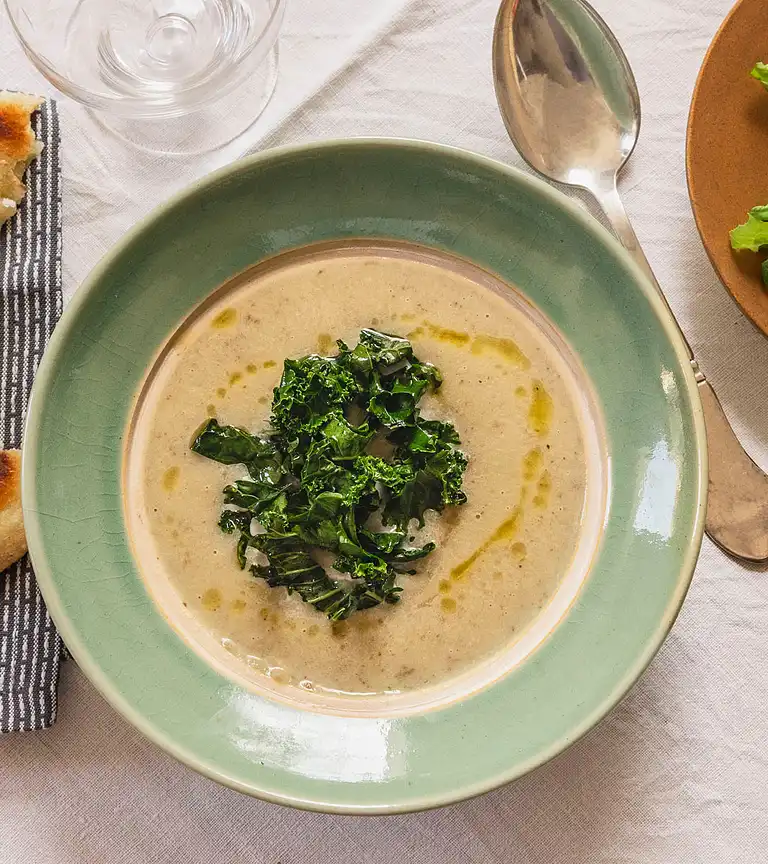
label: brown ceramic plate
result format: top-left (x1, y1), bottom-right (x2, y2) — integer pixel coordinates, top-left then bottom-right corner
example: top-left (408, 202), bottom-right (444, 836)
top-left (687, 0), bottom-right (768, 335)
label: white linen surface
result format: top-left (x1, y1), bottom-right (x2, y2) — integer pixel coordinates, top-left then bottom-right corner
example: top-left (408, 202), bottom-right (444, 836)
top-left (1, 0), bottom-right (767, 860)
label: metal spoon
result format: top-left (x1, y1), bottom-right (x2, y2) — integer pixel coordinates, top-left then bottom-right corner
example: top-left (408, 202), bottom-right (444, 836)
top-left (493, 0), bottom-right (768, 562)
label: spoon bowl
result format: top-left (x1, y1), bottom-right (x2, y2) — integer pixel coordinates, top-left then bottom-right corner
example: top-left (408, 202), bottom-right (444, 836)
top-left (493, 0), bottom-right (639, 188)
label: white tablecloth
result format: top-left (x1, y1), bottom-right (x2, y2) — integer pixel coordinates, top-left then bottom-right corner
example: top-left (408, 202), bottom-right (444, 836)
top-left (2, 0), bottom-right (768, 860)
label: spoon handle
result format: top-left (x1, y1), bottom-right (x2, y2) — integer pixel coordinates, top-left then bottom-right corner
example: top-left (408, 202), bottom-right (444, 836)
top-left (592, 180), bottom-right (768, 562)
top-left (594, 184), bottom-right (695, 362)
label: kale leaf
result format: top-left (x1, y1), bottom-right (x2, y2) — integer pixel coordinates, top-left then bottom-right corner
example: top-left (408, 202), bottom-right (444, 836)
top-left (751, 62), bottom-right (768, 92)
top-left (729, 205), bottom-right (768, 289)
top-left (190, 329), bottom-right (468, 620)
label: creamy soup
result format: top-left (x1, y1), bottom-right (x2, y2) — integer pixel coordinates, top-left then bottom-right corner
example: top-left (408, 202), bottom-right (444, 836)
top-left (125, 242), bottom-right (605, 713)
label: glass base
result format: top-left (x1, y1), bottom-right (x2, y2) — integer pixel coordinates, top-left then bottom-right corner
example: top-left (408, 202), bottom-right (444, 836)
top-left (88, 43), bottom-right (279, 156)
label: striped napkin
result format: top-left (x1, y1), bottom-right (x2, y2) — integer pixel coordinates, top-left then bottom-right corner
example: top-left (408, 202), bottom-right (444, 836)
top-left (0, 99), bottom-right (63, 732)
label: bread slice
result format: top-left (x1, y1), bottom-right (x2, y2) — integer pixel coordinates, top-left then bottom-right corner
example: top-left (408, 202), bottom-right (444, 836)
top-left (0, 449), bottom-right (26, 572)
top-left (0, 92), bottom-right (43, 228)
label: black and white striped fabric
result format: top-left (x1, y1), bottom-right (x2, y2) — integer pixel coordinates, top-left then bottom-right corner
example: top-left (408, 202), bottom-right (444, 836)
top-left (0, 99), bottom-right (63, 733)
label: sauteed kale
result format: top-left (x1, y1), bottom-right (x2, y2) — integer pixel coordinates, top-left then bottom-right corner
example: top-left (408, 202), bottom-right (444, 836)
top-left (191, 329), bottom-right (468, 620)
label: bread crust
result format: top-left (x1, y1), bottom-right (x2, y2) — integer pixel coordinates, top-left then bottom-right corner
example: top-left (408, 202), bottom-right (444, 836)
top-left (0, 92), bottom-right (43, 228)
top-left (0, 449), bottom-right (26, 572)
top-left (0, 92), bottom-right (42, 162)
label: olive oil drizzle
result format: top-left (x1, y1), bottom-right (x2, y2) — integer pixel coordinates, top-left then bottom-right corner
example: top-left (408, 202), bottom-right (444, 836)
top-left (451, 506), bottom-right (523, 581)
top-left (211, 308), bottom-right (237, 329)
top-left (405, 318), bottom-right (530, 367)
top-left (449, 381), bottom-right (554, 582)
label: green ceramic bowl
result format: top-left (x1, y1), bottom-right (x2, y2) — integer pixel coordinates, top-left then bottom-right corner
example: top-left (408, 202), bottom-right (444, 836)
top-left (22, 139), bottom-right (706, 813)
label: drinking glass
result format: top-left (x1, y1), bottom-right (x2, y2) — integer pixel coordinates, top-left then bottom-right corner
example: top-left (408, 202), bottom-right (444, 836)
top-left (5, 0), bottom-right (287, 155)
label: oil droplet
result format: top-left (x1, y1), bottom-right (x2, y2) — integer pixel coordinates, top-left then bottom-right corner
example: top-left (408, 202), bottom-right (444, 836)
top-left (495, 509), bottom-right (522, 540)
top-left (206, 404), bottom-right (216, 417)
top-left (162, 466), bottom-right (180, 492)
top-left (441, 597), bottom-right (457, 613)
top-left (529, 380), bottom-right (553, 436)
top-left (216, 387), bottom-right (227, 399)
top-left (451, 507), bottom-right (522, 580)
top-left (229, 371), bottom-right (243, 386)
top-left (533, 470), bottom-right (552, 509)
top-left (422, 320), bottom-right (471, 346)
top-left (522, 447), bottom-right (543, 481)
top-left (452, 553), bottom-right (479, 582)
top-left (259, 607), bottom-right (269, 621)
top-left (201, 588), bottom-right (222, 611)
top-left (515, 385), bottom-right (527, 398)
top-left (471, 335), bottom-right (530, 368)
top-left (401, 312), bottom-right (417, 322)
top-left (257, 395), bottom-right (268, 404)
top-left (407, 327), bottom-right (425, 340)
top-left (263, 360), bottom-right (277, 369)
top-left (246, 363), bottom-right (258, 374)
top-left (511, 542), bottom-right (527, 561)
top-left (493, 570), bottom-right (503, 581)
top-left (211, 308), bottom-right (237, 329)
top-left (231, 598), bottom-right (247, 612)
top-left (317, 333), bottom-right (334, 354)
top-left (307, 624), bottom-right (319, 637)
top-left (438, 579), bottom-right (451, 594)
